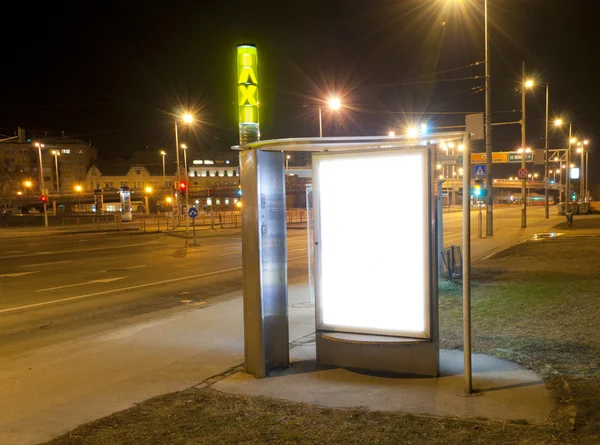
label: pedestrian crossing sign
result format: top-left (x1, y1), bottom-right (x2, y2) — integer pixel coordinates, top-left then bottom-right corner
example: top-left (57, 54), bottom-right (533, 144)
top-left (473, 165), bottom-right (486, 178)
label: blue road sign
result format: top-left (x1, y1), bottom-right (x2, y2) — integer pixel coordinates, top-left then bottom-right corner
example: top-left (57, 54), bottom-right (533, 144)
top-left (473, 164), bottom-right (486, 178)
top-left (188, 207), bottom-right (199, 219)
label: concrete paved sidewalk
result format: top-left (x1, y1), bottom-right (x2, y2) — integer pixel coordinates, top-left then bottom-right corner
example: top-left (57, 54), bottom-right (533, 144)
top-left (0, 285), bottom-right (315, 445)
top-left (214, 341), bottom-right (552, 424)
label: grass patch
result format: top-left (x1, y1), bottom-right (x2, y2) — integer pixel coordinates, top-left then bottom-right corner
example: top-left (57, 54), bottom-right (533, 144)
top-left (440, 236), bottom-right (600, 442)
top-left (46, 388), bottom-right (565, 445)
top-left (46, 236), bottom-right (600, 444)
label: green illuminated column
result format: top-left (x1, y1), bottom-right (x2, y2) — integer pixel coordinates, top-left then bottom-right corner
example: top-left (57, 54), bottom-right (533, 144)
top-left (237, 44), bottom-right (260, 145)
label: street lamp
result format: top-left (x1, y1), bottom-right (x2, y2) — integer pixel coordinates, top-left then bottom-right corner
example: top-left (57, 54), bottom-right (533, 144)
top-left (144, 186), bottom-right (152, 216)
top-left (160, 150), bottom-right (167, 187)
top-left (554, 119), bottom-right (573, 209)
top-left (34, 142), bottom-right (48, 228)
top-left (174, 112), bottom-right (194, 232)
top-left (181, 143), bottom-right (190, 231)
top-left (520, 70), bottom-right (535, 228)
top-left (74, 184), bottom-right (83, 212)
top-left (24, 180), bottom-right (32, 189)
top-left (51, 150), bottom-right (61, 192)
top-left (286, 154), bottom-right (291, 169)
top-left (316, 97), bottom-right (342, 137)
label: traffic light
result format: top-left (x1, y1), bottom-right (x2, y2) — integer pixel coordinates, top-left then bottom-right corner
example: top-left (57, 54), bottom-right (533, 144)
top-left (208, 189), bottom-right (214, 197)
top-left (178, 181), bottom-right (187, 196)
top-left (238, 185), bottom-right (242, 196)
top-left (40, 195), bottom-right (48, 204)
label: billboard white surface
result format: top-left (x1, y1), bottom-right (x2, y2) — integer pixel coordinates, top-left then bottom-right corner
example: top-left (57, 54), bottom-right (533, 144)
top-left (313, 148), bottom-right (431, 338)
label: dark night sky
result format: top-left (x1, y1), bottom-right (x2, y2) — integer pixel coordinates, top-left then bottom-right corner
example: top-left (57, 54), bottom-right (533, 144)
top-left (1, 0), bottom-right (599, 178)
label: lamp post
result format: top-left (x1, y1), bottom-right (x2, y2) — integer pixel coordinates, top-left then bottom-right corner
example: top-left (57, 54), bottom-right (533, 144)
top-left (285, 154), bottom-right (290, 170)
top-left (160, 150), bottom-right (167, 187)
top-left (577, 144), bottom-right (584, 202)
top-left (181, 143), bottom-right (190, 233)
top-left (144, 186), bottom-right (152, 216)
top-left (584, 140), bottom-right (590, 202)
top-left (74, 184), bottom-right (83, 212)
top-left (51, 150), bottom-right (61, 192)
top-left (520, 66), bottom-right (534, 228)
top-left (544, 83), bottom-right (550, 218)
top-left (174, 113), bottom-right (194, 227)
top-left (555, 119), bottom-right (573, 211)
top-left (34, 142), bottom-right (48, 228)
top-left (318, 97), bottom-right (341, 137)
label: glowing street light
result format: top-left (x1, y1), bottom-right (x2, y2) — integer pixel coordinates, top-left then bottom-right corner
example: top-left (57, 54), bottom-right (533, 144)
top-left (160, 150), bottom-right (167, 187)
top-left (524, 79), bottom-right (534, 89)
top-left (554, 119), bottom-right (563, 127)
top-left (317, 96), bottom-right (342, 137)
top-left (388, 131), bottom-right (396, 137)
top-left (406, 127), bottom-right (418, 138)
top-left (51, 150), bottom-right (61, 192)
top-left (74, 184), bottom-right (83, 212)
top-left (328, 97), bottom-right (341, 110)
top-left (33, 142), bottom-right (48, 227)
top-left (174, 112), bottom-right (195, 233)
top-left (24, 180), bottom-right (32, 189)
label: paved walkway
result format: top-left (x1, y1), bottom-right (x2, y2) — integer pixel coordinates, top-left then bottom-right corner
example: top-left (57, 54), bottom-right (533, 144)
top-left (215, 344), bottom-right (552, 424)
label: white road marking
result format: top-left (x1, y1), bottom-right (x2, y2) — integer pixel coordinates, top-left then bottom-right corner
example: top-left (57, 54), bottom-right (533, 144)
top-left (0, 271), bottom-right (40, 278)
top-left (101, 265), bottom-right (146, 272)
top-left (0, 241), bottom-right (160, 260)
top-left (21, 260), bottom-right (74, 268)
top-left (1, 267), bottom-right (242, 315)
top-left (36, 277), bottom-right (128, 293)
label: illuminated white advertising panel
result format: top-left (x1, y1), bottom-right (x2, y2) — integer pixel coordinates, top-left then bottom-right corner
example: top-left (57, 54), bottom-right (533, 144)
top-left (314, 148), bottom-right (430, 338)
top-left (570, 167), bottom-right (580, 180)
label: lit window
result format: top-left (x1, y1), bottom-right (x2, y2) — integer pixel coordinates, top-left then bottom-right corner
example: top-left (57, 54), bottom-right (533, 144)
top-left (61, 149), bottom-right (70, 154)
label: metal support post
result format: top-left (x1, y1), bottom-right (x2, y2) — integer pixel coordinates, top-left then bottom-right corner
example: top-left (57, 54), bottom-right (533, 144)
top-left (437, 179), bottom-right (444, 277)
top-left (521, 62), bottom-right (527, 228)
top-left (484, 0), bottom-right (494, 236)
top-left (544, 83), bottom-right (550, 218)
top-left (567, 124), bottom-right (572, 213)
top-left (478, 203), bottom-right (482, 238)
top-left (462, 134), bottom-right (472, 394)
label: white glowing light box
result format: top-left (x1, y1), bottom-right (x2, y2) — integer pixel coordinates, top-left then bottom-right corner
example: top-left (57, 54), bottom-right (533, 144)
top-left (313, 148), bottom-right (431, 338)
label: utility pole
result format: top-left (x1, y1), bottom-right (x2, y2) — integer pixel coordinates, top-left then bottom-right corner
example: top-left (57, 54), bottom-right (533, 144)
top-left (484, 0), bottom-right (493, 236)
top-left (520, 62), bottom-right (527, 229)
top-left (544, 83), bottom-right (550, 219)
top-left (566, 124), bottom-right (572, 213)
top-left (174, 121), bottom-right (181, 227)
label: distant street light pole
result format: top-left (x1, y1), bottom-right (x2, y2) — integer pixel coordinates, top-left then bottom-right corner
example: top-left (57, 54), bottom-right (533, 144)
top-left (182, 143), bottom-right (190, 234)
top-left (51, 150), bottom-right (61, 192)
top-left (34, 142), bottom-right (48, 228)
top-left (317, 97), bottom-right (341, 137)
top-left (484, 0), bottom-right (494, 236)
top-left (520, 64), bottom-right (533, 228)
top-left (567, 125), bottom-right (573, 211)
top-left (285, 154), bottom-right (290, 170)
top-left (160, 150), bottom-right (167, 187)
top-left (174, 113), bottom-right (194, 228)
top-left (577, 144), bottom-right (584, 201)
top-left (144, 186), bottom-right (152, 216)
top-left (75, 184), bottom-right (83, 212)
top-left (544, 83), bottom-right (550, 218)
top-left (584, 140), bottom-right (590, 202)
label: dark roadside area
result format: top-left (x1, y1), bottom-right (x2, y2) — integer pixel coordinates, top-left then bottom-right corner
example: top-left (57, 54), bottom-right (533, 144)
top-left (45, 221), bottom-right (600, 445)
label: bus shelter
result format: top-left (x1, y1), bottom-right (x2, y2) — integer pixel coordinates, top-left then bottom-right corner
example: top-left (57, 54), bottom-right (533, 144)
top-left (238, 133), bottom-right (470, 379)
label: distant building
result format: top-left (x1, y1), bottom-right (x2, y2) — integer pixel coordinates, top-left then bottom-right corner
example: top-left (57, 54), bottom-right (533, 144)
top-left (0, 128), bottom-right (97, 195)
top-left (86, 155), bottom-right (241, 209)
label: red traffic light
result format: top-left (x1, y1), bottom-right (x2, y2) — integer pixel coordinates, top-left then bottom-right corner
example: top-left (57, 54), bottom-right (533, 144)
top-left (40, 195), bottom-right (48, 203)
top-left (178, 181), bottom-right (187, 191)
top-left (208, 189), bottom-right (214, 196)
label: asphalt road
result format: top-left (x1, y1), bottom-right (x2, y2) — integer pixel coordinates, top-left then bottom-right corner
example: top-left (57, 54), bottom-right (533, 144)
top-left (0, 228), bottom-right (310, 359)
top-left (0, 205), bottom-right (556, 359)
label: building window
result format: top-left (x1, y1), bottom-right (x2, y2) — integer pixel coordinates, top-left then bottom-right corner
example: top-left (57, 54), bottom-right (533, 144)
top-left (61, 149), bottom-right (70, 154)
top-left (135, 169), bottom-right (141, 175)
